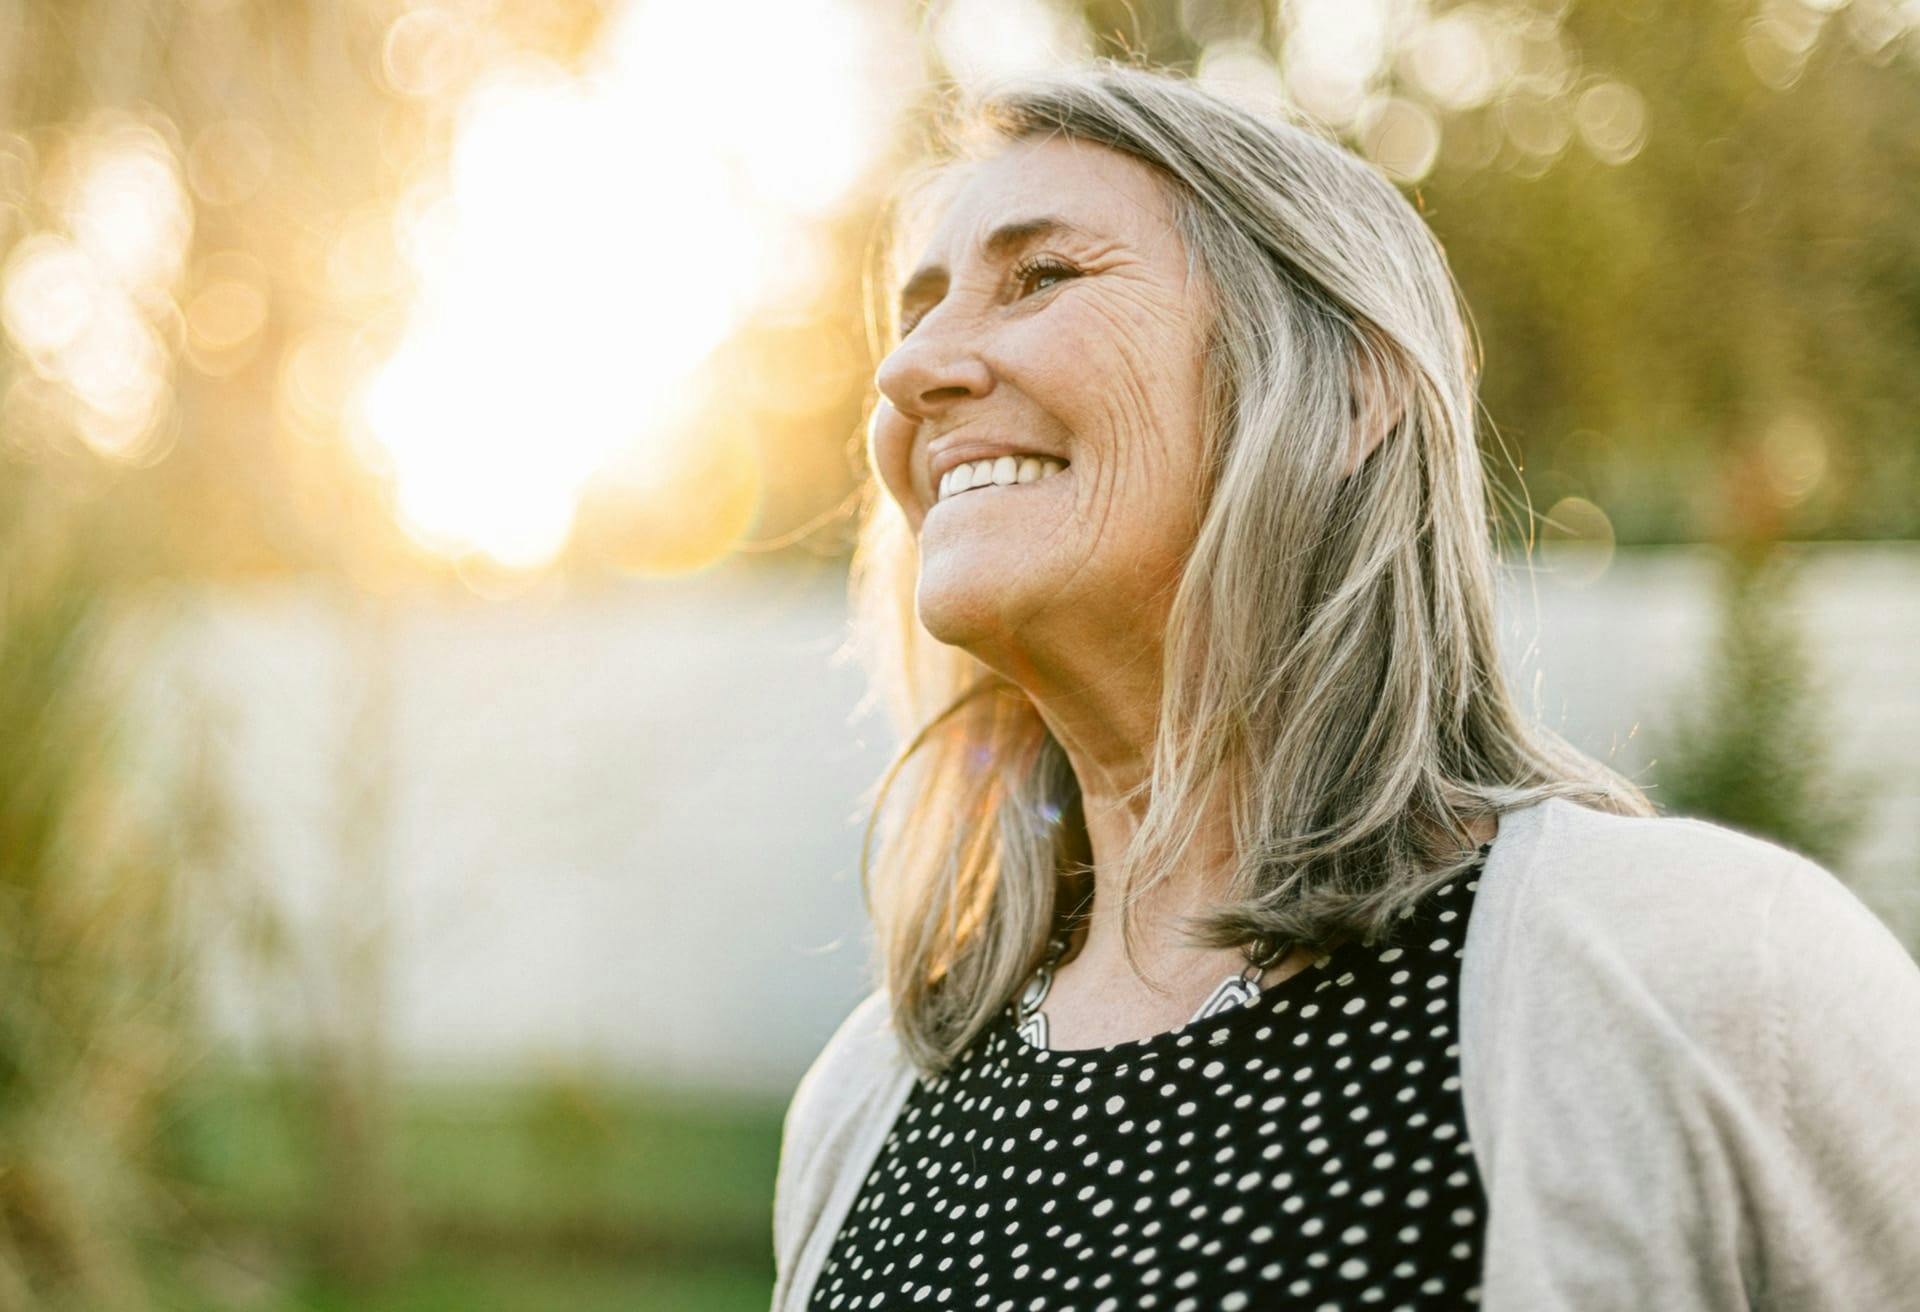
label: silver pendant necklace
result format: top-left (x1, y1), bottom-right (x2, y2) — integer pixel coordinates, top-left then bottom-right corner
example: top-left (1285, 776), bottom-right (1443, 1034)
top-left (1012, 929), bottom-right (1292, 1051)
top-left (1012, 840), bottom-right (1494, 1051)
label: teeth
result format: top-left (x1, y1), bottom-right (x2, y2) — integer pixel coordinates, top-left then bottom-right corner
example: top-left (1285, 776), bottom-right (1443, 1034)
top-left (936, 456), bottom-right (1067, 504)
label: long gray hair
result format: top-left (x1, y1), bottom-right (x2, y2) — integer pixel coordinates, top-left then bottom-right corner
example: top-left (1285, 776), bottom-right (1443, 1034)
top-left (844, 62), bottom-right (1652, 1077)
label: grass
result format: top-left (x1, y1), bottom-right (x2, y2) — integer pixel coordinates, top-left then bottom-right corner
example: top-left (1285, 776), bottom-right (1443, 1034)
top-left (149, 1250), bottom-right (774, 1312)
top-left (144, 1065), bottom-right (787, 1311)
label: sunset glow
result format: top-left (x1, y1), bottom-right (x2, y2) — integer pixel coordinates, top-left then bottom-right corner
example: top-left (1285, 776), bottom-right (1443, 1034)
top-left (360, 0), bottom-right (908, 569)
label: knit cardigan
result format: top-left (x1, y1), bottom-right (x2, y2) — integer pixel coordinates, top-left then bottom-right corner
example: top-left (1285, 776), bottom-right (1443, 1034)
top-left (769, 795), bottom-right (1920, 1310)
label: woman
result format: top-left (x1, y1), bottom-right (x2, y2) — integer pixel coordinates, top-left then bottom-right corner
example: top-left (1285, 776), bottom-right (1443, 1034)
top-left (771, 65), bottom-right (1920, 1311)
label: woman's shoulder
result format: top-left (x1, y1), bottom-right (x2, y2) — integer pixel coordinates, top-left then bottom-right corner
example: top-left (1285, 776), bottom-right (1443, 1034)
top-left (1466, 798), bottom-right (1920, 1306)
top-left (773, 984), bottom-right (911, 1288)
top-left (1486, 793), bottom-right (1879, 958)
top-left (779, 986), bottom-right (906, 1167)
top-left (786, 985), bottom-right (899, 1099)
top-left (1472, 792), bottom-right (1917, 1069)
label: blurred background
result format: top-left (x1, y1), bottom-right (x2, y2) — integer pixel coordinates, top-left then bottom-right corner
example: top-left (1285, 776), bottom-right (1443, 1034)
top-left (2, 0), bottom-right (1916, 1308)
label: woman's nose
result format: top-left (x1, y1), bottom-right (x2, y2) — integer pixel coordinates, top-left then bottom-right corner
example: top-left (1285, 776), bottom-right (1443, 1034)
top-left (874, 319), bottom-right (995, 420)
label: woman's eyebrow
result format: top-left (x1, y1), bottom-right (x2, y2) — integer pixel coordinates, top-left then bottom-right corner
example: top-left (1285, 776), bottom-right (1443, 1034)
top-left (897, 215), bottom-right (1096, 321)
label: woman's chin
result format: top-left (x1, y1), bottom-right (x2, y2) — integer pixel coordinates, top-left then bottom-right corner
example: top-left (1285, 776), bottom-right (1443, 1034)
top-left (914, 567), bottom-right (1042, 650)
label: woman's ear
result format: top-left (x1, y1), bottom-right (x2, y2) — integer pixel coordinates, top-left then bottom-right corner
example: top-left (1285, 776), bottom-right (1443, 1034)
top-left (1342, 342), bottom-right (1406, 478)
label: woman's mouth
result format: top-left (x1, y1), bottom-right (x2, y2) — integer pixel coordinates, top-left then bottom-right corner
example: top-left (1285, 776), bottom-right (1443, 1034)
top-left (935, 455), bottom-right (1069, 505)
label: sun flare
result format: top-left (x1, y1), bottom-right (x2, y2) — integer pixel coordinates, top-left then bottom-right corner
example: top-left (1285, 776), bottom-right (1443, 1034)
top-left (358, 0), bottom-right (907, 571)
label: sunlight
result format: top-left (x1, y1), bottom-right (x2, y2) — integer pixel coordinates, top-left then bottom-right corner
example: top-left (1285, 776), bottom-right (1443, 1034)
top-left (360, 0), bottom-right (906, 570)
top-left (1404, 5), bottom-right (1514, 112)
top-left (931, 0), bottom-right (1090, 87)
top-left (1282, 0), bottom-right (1403, 127)
top-left (0, 118), bottom-right (188, 462)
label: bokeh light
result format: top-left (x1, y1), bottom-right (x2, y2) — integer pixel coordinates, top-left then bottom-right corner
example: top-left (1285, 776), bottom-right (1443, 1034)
top-left (1539, 493), bottom-right (1618, 587)
top-left (0, 113), bottom-right (190, 462)
top-left (1357, 95), bottom-right (1442, 181)
top-left (1196, 40), bottom-right (1292, 116)
top-left (931, 0), bottom-right (1091, 87)
top-left (1760, 407), bottom-right (1832, 507)
top-left (1574, 78), bottom-right (1650, 164)
top-left (359, 0), bottom-right (912, 570)
top-left (183, 250), bottom-right (272, 376)
top-left (1402, 5), bottom-right (1515, 111)
top-left (382, 6), bottom-right (480, 101)
top-left (53, 121), bottom-right (193, 291)
top-left (1281, 0), bottom-right (1397, 128)
top-left (185, 118), bottom-right (274, 208)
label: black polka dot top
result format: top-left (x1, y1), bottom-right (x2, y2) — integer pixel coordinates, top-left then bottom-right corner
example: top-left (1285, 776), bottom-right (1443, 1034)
top-left (807, 843), bottom-right (1492, 1312)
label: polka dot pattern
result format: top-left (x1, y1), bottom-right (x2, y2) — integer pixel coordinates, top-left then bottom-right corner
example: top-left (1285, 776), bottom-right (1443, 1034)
top-left (808, 848), bottom-right (1491, 1311)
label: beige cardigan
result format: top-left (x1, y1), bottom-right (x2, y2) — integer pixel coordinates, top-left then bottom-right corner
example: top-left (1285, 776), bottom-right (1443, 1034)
top-left (770, 795), bottom-right (1920, 1310)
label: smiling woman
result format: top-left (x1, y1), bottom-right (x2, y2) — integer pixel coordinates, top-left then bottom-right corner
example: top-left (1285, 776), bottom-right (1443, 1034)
top-left (771, 62), bottom-right (1920, 1312)
top-left (857, 71), bottom-right (1530, 1067)
top-left (870, 138), bottom-right (1215, 663)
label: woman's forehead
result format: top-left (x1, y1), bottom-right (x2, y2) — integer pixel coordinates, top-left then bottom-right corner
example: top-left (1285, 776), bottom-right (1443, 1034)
top-left (903, 137), bottom-right (1175, 267)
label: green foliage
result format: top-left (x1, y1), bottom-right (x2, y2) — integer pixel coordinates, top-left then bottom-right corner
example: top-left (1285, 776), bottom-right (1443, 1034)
top-left (154, 1068), bottom-right (784, 1310)
top-left (1648, 544), bottom-right (1876, 872)
top-left (0, 471), bottom-right (208, 1311)
top-left (1435, 8), bottom-right (1920, 543)
top-left (164, 1068), bottom-right (782, 1246)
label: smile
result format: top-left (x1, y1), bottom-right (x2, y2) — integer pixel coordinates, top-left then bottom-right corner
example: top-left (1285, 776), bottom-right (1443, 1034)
top-left (936, 455), bottom-right (1069, 504)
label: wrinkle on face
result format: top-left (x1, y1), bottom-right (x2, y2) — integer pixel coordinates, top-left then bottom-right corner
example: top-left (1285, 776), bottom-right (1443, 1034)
top-left (869, 135), bottom-right (1215, 719)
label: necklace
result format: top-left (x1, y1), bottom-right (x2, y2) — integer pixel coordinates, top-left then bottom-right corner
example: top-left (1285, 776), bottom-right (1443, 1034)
top-left (1012, 839), bottom-right (1494, 1051)
top-left (1012, 928), bottom-right (1291, 1051)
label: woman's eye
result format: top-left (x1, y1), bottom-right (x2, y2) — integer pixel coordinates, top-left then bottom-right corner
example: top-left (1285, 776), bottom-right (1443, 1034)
top-left (894, 262), bottom-right (1076, 338)
top-left (1018, 261), bottom-right (1078, 298)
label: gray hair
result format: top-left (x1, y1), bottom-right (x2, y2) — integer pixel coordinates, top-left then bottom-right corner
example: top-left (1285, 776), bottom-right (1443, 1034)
top-left (845, 62), bottom-right (1653, 1077)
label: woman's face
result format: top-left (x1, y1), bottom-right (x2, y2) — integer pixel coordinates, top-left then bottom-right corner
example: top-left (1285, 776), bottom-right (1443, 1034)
top-left (870, 136), bottom-right (1213, 664)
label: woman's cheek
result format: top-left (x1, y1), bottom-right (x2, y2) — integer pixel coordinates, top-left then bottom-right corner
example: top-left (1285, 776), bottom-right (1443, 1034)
top-left (868, 400), bottom-right (924, 529)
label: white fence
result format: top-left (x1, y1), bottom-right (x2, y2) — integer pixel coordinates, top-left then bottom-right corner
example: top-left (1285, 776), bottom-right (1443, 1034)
top-left (145, 543), bottom-right (1920, 1098)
